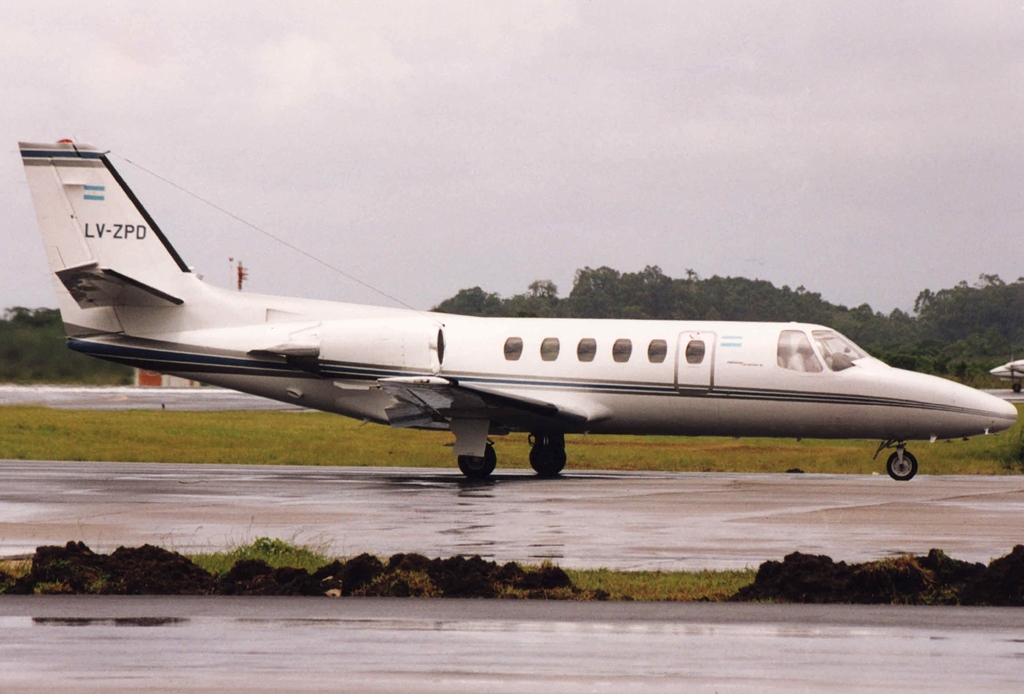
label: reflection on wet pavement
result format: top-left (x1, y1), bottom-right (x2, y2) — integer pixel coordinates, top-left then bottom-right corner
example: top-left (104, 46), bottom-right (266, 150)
top-left (32, 617), bottom-right (188, 627)
top-left (0, 600), bottom-right (1021, 693)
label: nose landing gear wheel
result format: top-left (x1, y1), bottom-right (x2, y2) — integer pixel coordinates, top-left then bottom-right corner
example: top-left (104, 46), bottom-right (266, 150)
top-left (886, 449), bottom-right (918, 481)
top-left (458, 443), bottom-right (496, 479)
top-left (1014, 382), bottom-right (1021, 393)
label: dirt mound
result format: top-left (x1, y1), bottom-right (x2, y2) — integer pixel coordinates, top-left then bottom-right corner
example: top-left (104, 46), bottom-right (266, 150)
top-left (847, 556), bottom-right (935, 604)
top-left (30, 541), bottom-right (109, 593)
top-left (918, 548), bottom-right (986, 584)
top-left (733, 547), bottom-right (1021, 605)
top-left (520, 564), bottom-right (573, 591)
top-left (386, 552), bottom-right (434, 574)
top-left (216, 559), bottom-right (360, 596)
top-left (961, 544), bottom-right (1024, 606)
top-left (356, 569), bottom-right (440, 597)
top-left (0, 543), bottom-right (585, 598)
top-left (356, 554), bottom-right (579, 598)
top-left (107, 545), bottom-right (216, 595)
top-left (427, 555), bottom-right (504, 598)
top-left (4, 541), bottom-right (216, 595)
top-left (734, 552), bottom-right (853, 603)
top-left (0, 569), bottom-right (16, 594)
top-left (338, 553), bottom-right (385, 595)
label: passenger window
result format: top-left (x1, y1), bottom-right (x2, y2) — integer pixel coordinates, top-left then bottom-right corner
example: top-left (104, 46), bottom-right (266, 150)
top-left (647, 339), bottom-right (668, 363)
top-left (577, 338), bottom-right (597, 362)
top-left (777, 330), bottom-right (823, 373)
top-left (540, 337), bottom-right (560, 361)
top-left (685, 340), bottom-right (705, 364)
top-left (504, 337), bottom-right (523, 361)
top-left (612, 339), bottom-right (632, 363)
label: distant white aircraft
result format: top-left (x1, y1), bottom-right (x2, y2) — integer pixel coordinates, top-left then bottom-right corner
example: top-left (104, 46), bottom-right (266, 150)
top-left (18, 140), bottom-right (1018, 481)
top-left (990, 360), bottom-right (1024, 393)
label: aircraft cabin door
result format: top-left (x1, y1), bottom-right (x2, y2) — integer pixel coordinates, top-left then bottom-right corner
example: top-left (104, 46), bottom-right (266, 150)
top-left (675, 331), bottom-right (715, 393)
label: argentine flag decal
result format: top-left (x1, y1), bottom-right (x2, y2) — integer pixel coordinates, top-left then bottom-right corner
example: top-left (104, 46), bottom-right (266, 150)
top-left (721, 335), bottom-right (743, 347)
top-left (83, 185), bottom-right (105, 201)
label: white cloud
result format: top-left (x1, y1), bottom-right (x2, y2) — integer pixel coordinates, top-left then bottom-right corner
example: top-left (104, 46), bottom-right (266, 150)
top-left (254, 32), bottom-right (410, 114)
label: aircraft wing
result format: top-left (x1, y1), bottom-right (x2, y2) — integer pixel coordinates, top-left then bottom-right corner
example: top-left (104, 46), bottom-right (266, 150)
top-left (378, 376), bottom-right (589, 432)
top-left (56, 262), bottom-right (183, 308)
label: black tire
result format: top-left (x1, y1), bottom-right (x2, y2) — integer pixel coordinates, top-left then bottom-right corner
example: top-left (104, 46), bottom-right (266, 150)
top-left (886, 450), bottom-right (918, 481)
top-left (529, 444), bottom-right (566, 477)
top-left (1013, 382), bottom-right (1021, 393)
top-left (458, 443), bottom-right (496, 479)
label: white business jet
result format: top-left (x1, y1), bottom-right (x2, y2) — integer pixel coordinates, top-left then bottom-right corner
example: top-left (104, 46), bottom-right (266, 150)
top-left (18, 140), bottom-right (1018, 482)
top-left (990, 359), bottom-right (1024, 393)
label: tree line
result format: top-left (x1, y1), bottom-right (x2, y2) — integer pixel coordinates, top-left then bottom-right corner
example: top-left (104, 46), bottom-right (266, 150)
top-left (434, 266), bottom-right (1024, 385)
top-left (0, 307), bottom-right (132, 384)
top-left (2, 269), bottom-right (1020, 385)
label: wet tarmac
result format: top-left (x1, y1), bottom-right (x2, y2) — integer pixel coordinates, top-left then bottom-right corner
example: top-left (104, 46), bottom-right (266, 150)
top-left (0, 597), bottom-right (1021, 693)
top-left (2, 461), bottom-right (1023, 570)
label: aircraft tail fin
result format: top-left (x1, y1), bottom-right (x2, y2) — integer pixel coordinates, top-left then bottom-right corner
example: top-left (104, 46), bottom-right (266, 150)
top-left (19, 140), bottom-right (193, 335)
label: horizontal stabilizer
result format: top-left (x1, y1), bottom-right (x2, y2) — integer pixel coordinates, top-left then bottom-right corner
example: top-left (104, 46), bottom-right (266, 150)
top-left (56, 262), bottom-right (184, 309)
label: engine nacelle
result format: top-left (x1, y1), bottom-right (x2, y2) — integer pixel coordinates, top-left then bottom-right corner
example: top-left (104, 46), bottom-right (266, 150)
top-left (319, 316), bottom-right (445, 375)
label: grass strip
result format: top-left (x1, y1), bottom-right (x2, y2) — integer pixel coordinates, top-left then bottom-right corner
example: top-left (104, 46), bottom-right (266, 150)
top-left (1, 405), bottom-right (1022, 474)
top-left (565, 568), bottom-right (755, 601)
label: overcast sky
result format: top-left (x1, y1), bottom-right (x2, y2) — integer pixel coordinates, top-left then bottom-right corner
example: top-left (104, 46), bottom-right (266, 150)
top-left (2, 1), bottom-right (1022, 315)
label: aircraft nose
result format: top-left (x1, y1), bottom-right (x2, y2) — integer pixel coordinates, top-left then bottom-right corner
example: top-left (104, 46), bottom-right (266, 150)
top-left (929, 376), bottom-right (1018, 436)
top-left (973, 388), bottom-right (1018, 432)
top-left (995, 395), bottom-right (1019, 424)
top-left (891, 367), bottom-right (1018, 439)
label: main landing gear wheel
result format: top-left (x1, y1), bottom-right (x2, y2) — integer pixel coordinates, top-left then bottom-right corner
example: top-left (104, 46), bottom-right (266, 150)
top-left (458, 443), bottom-right (496, 480)
top-left (529, 432), bottom-right (566, 478)
top-left (886, 449), bottom-right (918, 481)
top-left (1014, 382), bottom-right (1022, 393)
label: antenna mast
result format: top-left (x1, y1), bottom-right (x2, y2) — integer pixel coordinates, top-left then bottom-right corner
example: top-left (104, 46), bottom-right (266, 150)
top-left (229, 257), bottom-right (248, 291)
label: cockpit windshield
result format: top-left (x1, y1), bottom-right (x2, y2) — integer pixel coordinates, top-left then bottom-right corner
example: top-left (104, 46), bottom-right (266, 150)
top-left (811, 330), bottom-right (867, 372)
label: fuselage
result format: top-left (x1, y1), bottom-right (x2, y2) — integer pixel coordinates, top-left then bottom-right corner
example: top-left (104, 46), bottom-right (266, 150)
top-left (69, 279), bottom-right (1018, 443)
